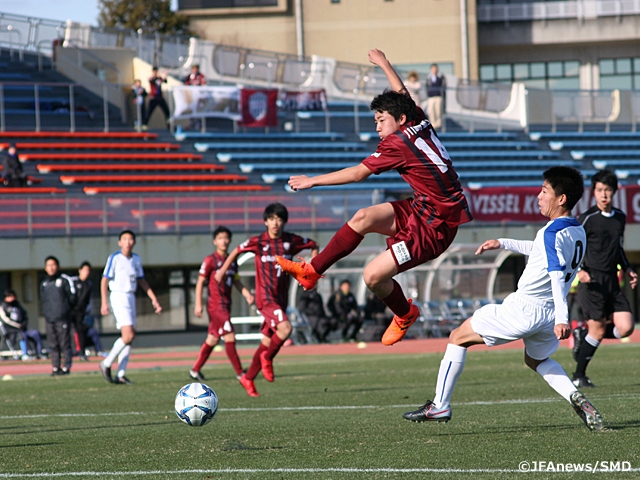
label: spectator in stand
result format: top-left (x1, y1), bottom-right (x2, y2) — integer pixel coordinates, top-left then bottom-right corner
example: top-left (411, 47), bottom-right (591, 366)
top-left (1, 289), bottom-right (46, 360)
top-left (2, 144), bottom-right (27, 187)
top-left (405, 71), bottom-right (421, 105)
top-left (131, 79), bottom-right (148, 131)
top-left (71, 262), bottom-right (93, 362)
top-left (145, 67), bottom-right (170, 127)
top-left (426, 63), bottom-right (446, 129)
top-left (364, 291), bottom-right (393, 328)
top-left (40, 256), bottom-right (76, 375)
top-left (184, 64), bottom-right (206, 86)
top-left (298, 285), bottom-right (335, 343)
top-left (327, 280), bottom-right (363, 342)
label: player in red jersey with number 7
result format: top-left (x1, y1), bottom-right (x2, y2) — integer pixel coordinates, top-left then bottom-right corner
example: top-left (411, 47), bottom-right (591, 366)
top-left (277, 48), bottom-right (473, 346)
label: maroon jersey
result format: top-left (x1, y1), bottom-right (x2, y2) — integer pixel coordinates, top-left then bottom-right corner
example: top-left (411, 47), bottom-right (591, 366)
top-left (184, 72), bottom-right (206, 86)
top-left (362, 107), bottom-right (472, 228)
top-left (199, 252), bottom-right (238, 312)
top-left (237, 231), bottom-right (317, 310)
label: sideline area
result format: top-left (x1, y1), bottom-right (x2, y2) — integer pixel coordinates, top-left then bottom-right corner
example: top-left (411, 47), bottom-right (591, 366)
top-left (2, 330), bottom-right (640, 378)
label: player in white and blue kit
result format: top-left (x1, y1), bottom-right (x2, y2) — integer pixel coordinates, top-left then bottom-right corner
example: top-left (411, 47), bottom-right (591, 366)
top-left (404, 167), bottom-right (604, 431)
top-left (99, 230), bottom-right (162, 384)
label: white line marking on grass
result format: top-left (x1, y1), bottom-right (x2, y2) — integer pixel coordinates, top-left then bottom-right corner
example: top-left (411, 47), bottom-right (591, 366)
top-left (2, 468), bottom-right (638, 477)
top-left (1, 393), bottom-right (636, 419)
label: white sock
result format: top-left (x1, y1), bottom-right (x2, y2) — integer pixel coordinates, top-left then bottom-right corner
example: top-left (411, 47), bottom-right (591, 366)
top-left (104, 338), bottom-right (126, 368)
top-left (434, 344), bottom-right (467, 410)
top-left (117, 345), bottom-right (131, 378)
top-left (535, 358), bottom-right (576, 402)
top-left (585, 335), bottom-right (600, 348)
top-left (612, 326), bottom-right (621, 339)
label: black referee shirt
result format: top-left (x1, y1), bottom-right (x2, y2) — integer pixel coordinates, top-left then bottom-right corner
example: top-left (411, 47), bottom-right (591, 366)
top-left (578, 205), bottom-right (631, 274)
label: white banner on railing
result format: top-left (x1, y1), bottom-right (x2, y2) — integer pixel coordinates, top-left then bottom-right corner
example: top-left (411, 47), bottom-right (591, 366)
top-left (171, 85), bottom-right (241, 120)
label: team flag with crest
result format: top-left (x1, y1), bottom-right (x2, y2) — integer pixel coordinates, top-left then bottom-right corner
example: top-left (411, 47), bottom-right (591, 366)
top-left (240, 88), bottom-right (278, 127)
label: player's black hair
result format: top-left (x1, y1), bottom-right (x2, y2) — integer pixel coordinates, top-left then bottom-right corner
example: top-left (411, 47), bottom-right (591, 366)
top-left (263, 203), bottom-right (289, 223)
top-left (543, 166), bottom-right (584, 211)
top-left (4, 289), bottom-right (16, 298)
top-left (370, 89), bottom-right (416, 123)
top-left (80, 261), bottom-right (91, 269)
top-left (119, 230), bottom-right (136, 241)
top-left (212, 225), bottom-right (232, 240)
top-left (591, 169), bottom-right (618, 193)
top-left (44, 255), bottom-right (59, 266)
top-left (340, 279), bottom-right (351, 286)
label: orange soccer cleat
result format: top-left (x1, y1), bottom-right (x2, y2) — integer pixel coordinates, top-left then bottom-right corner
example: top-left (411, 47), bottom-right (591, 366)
top-left (381, 300), bottom-right (420, 346)
top-left (260, 351), bottom-right (275, 382)
top-left (239, 374), bottom-right (260, 397)
top-left (275, 256), bottom-right (323, 290)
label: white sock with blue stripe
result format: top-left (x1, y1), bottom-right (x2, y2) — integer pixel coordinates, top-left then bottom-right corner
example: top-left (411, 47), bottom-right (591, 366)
top-left (434, 344), bottom-right (467, 410)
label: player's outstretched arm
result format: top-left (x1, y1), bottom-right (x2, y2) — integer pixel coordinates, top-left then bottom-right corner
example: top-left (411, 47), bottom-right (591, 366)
top-left (214, 247), bottom-right (240, 284)
top-left (234, 278), bottom-right (254, 306)
top-left (368, 48), bottom-right (407, 95)
top-left (475, 239), bottom-right (501, 256)
top-left (289, 164), bottom-right (372, 191)
top-left (138, 278), bottom-right (162, 314)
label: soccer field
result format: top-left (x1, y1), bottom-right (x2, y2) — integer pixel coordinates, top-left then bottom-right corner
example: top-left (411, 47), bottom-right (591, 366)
top-left (1, 343), bottom-right (639, 479)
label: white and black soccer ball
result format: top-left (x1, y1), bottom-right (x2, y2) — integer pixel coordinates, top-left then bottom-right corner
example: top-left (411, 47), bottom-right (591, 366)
top-left (174, 383), bottom-right (218, 427)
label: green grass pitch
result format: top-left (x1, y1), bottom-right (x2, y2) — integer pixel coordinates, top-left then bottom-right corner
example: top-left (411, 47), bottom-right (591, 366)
top-left (1, 343), bottom-right (639, 479)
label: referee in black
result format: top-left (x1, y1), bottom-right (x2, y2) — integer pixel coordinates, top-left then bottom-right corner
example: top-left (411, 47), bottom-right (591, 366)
top-left (573, 169), bottom-right (637, 388)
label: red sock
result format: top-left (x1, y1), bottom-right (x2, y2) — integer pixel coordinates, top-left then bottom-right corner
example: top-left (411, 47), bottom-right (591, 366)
top-left (381, 280), bottom-right (411, 317)
top-left (311, 223), bottom-right (364, 274)
top-left (245, 343), bottom-right (267, 380)
top-left (192, 343), bottom-right (214, 372)
top-left (225, 341), bottom-right (243, 375)
top-left (264, 335), bottom-right (285, 361)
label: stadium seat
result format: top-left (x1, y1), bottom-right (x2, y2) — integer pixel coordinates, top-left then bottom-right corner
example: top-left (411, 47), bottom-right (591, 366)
top-left (83, 185), bottom-right (271, 195)
top-left (12, 142), bottom-right (180, 150)
top-left (37, 163), bottom-right (225, 173)
top-left (20, 153), bottom-right (203, 161)
top-left (549, 140), bottom-right (640, 150)
top-left (571, 149), bottom-right (640, 160)
top-left (175, 132), bottom-right (345, 142)
top-left (360, 131), bottom-right (519, 142)
top-left (195, 141), bottom-right (366, 153)
top-left (0, 187), bottom-right (66, 194)
top-left (154, 216), bottom-right (339, 231)
top-left (0, 131), bottom-right (157, 139)
top-left (217, 151), bottom-right (367, 163)
top-left (60, 174), bottom-right (247, 184)
top-left (530, 131), bottom-right (640, 141)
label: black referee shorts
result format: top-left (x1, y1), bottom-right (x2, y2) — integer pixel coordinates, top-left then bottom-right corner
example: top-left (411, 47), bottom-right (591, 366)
top-left (577, 270), bottom-right (631, 321)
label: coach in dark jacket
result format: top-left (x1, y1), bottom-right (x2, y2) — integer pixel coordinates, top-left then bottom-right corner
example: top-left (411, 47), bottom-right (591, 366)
top-left (327, 280), bottom-right (363, 342)
top-left (71, 261), bottom-right (93, 361)
top-left (40, 256), bottom-right (76, 375)
top-left (298, 287), bottom-right (335, 343)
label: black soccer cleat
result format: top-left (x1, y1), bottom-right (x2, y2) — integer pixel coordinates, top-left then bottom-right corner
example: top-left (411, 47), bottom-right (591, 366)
top-left (572, 325), bottom-right (587, 362)
top-left (99, 360), bottom-right (113, 383)
top-left (572, 374), bottom-right (596, 388)
top-left (115, 376), bottom-right (134, 385)
top-left (403, 400), bottom-right (451, 423)
top-left (189, 369), bottom-right (206, 382)
top-left (570, 391), bottom-right (604, 431)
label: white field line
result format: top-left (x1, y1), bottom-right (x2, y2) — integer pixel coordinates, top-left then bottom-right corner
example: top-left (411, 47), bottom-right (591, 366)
top-left (1, 467), bottom-right (638, 477)
top-left (0, 392), bottom-right (636, 420)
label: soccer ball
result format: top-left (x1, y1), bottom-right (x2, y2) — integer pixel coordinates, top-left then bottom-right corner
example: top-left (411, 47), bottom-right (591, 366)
top-left (174, 383), bottom-right (218, 426)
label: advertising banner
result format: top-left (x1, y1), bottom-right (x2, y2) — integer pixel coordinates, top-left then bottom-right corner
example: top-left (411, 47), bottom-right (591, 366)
top-left (171, 85), bottom-right (241, 120)
top-left (279, 89), bottom-right (327, 111)
top-left (240, 88), bottom-right (278, 127)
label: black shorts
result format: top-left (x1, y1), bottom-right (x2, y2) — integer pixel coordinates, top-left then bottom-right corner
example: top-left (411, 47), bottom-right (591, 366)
top-left (577, 270), bottom-right (631, 321)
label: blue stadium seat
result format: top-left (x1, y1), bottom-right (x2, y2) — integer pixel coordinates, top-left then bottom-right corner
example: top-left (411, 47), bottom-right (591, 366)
top-left (264, 171), bottom-right (401, 184)
top-left (531, 131), bottom-right (640, 141)
top-left (550, 140), bottom-right (640, 150)
top-left (360, 131), bottom-right (519, 141)
top-left (571, 150), bottom-right (640, 160)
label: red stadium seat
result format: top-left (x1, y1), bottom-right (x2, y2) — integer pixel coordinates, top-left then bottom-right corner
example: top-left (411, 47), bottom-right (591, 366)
top-left (13, 142), bottom-right (180, 150)
top-left (0, 187), bottom-right (66, 194)
top-left (0, 132), bottom-right (157, 139)
top-left (60, 174), bottom-right (247, 184)
top-left (84, 185), bottom-right (271, 195)
top-left (37, 164), bottom-right (225, 173)
top-left (20, 153), bottom-right (203, 161)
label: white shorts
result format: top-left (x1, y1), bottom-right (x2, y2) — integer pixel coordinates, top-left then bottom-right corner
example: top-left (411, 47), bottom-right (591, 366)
top-left (110, 292), bottom-right (136, 329)
top-left (470, 292), bottom-right (559, 360)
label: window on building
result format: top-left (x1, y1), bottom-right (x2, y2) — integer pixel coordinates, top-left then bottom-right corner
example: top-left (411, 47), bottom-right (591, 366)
top-left (479, 60), bottom-right (580, 90)
top-left (599, 57), bottom-right (640, 90)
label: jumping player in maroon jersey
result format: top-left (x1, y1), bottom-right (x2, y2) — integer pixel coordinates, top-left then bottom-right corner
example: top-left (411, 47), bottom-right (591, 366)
top-left (215, 203), bottom-right (318, 397)
top-left (277, 49), bottom-right (472, 346)
top-left (190, 226), bottom-right (254, 383)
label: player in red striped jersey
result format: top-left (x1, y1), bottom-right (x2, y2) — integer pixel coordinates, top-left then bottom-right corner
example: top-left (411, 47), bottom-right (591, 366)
top-left (215, 203), bottom-right (318, 396)
top-left (190, 226), bottom-right (254, 383)
top-left (277, 49), bottom-right (472, 346)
